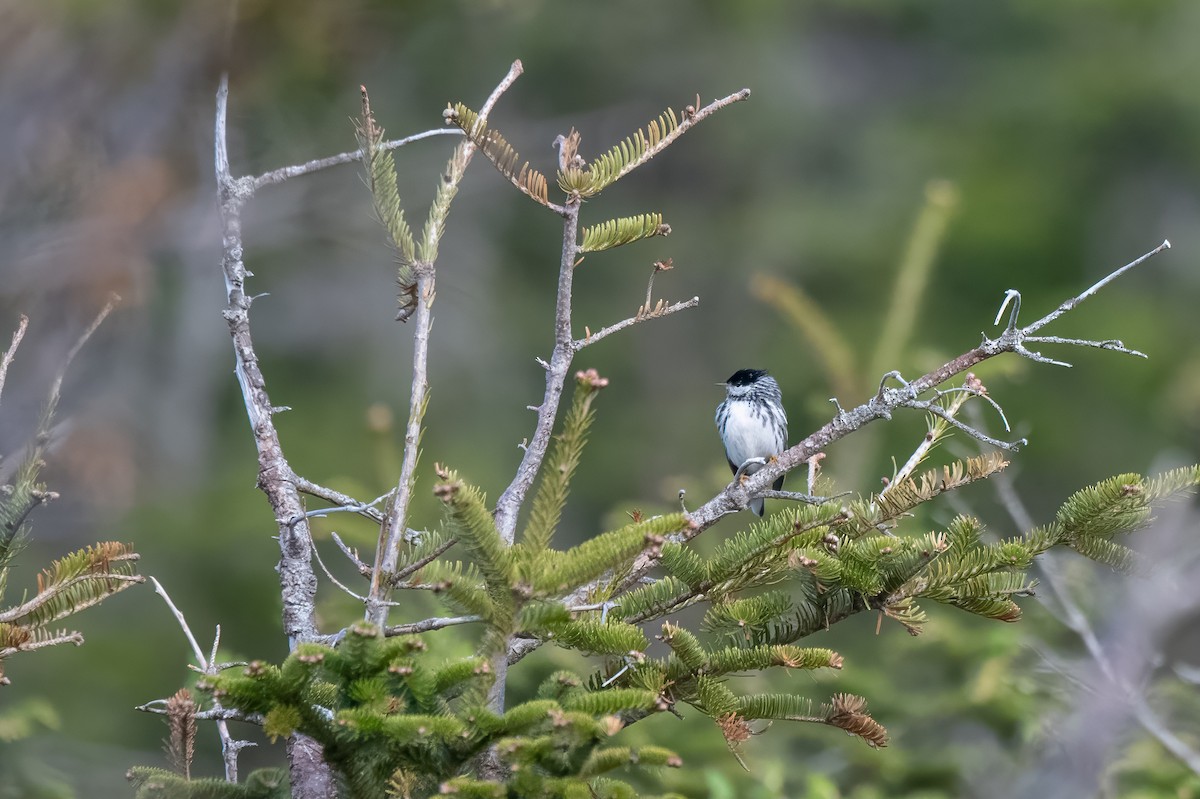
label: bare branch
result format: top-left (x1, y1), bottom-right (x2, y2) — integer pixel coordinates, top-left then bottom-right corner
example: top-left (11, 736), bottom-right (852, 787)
top-left (478, 59), bottom-right (525, 119)
top-left (293, 477), bottom-right (387, 525)
top-left (251, 129), bottom-right (464, 191)
top-left (1023, 240), bottom-right (1170, 333)
top-left (392, 535), bottom-right (458, 584)
top-left (903, 397), bottom-right (1025, 451)
top-left (136, 703), bottom-right (264, 725)
top-left (0, 315), bottom-right (28, 410)
top-left (149, 577), bottom-right (254, 781)
top-left (330, 532), bottom-right (371, 576)
top-left (384, 615), bottom-right (481, 636)
top-left (309, 539), bottom-right (369, 602)
top-left (573, 297), bottom-right (699, 352)
top-left (758, 489), bottom-right (843, 504)
top-left (1022, 335), bottom-right (1146, 359)
top-left (46, 294), bottom-right (120, 420)
top-left (216, 73), bottom-right (320, 648)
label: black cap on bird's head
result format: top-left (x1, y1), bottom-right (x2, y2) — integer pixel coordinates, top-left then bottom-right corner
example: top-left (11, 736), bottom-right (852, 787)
top-left (723, 369), bottom-right (770, 387)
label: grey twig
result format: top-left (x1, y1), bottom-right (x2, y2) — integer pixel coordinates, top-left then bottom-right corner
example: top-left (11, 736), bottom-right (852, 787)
top-left (1022, 335), bottom-right (1146, 358)
top-left (491, 200), bottom-right (581, 543)
top-left (251, 129), bottom-right (464, 192)
top-left (391, 536), bottom-right (457, 584)
top-left (149, 577), bottom-right (254, 781)
top-left (44, 295), bottom-right (120, 424)
top-left (293, 477), bottom-right (388, 525)
top-left (0, 315), bottom-right (29, 409)
top-left (216, 74), bottom-right (320, 646)
top-left (1023, 240), bottom-right (1169, 333)
top-left (330, 531), bottom-right (371, 576)
top-left (906, 398), bottom-right (1026, 451)
top-left (758, 489), bottom-right (842, 505)
top-left (573, 297), bottom-right (700, 352)
top-left (136, 703), bottom-right (264, 726)
top-left (384, 615), bottom-right (482, 636)
top-left (309, 538), bottom-right (369, 602)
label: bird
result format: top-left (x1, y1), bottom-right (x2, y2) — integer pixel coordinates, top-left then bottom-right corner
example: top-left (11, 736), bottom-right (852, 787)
top-left (715, 369), bottom-right (788, 516)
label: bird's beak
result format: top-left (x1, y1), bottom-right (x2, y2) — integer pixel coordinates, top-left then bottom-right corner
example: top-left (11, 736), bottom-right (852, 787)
top-left (715, 382), bottom-right (726, 387)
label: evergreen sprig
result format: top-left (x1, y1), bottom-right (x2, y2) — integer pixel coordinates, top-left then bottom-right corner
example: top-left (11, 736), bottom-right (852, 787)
top-left (0, 541), bottom-right (140, 628)
top-left (558, 107), bottom-right (681, 197)
top-left (355, 88), bottom-right (419, 320)
top-left (533, 514), bottom-right (683, 598)
top-left (445, 103), bottom-right (551, 207)
top-left (523, 372), bottom-right (606, 554)
top-left (579, 213), bottom-right (671, 253)
top-left (433, 468), bottom-right (512, 601)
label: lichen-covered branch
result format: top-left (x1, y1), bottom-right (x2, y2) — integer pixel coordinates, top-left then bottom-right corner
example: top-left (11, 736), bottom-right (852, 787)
top-left (214, 73), bottom-right (333, 798)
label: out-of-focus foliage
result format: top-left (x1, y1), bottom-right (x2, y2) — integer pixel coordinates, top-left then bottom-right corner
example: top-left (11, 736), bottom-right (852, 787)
top-left (2, 0), bottom-right (1198, 797)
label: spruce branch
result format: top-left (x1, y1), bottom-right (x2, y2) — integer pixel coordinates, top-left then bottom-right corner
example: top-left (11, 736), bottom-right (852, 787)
top-left (445, 102), bottom-right (557, 211)
top-left (579, 213), bottom-right (671, 253)
top-left (992, 471), bottom-right (1200, 781)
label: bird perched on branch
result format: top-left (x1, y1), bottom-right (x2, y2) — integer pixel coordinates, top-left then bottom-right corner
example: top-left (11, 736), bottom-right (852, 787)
top-left (715, 369), bottom-right (788, 516)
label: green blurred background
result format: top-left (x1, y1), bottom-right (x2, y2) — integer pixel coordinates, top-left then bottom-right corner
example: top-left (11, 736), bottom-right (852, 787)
top-left (2, 0), bottom-right (1199, 796)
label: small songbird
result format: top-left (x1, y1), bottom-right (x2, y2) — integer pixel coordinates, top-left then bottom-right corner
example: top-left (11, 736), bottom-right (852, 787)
top-left (715, 369), bottom-right (788, 516)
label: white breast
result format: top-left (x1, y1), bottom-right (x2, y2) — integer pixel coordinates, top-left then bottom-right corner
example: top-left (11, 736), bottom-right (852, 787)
top-left (722, 401), bottom-right (782, 466)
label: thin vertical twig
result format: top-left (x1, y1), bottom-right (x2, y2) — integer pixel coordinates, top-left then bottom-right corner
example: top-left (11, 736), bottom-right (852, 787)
top-left (0, 315), bottom-right (29, 410)
top-left (492, 201), bottom-right (581, 541)
top-left (149, 577), bottom-right (253, 782)
top-left (366, 60), bottom-right (524, 628)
